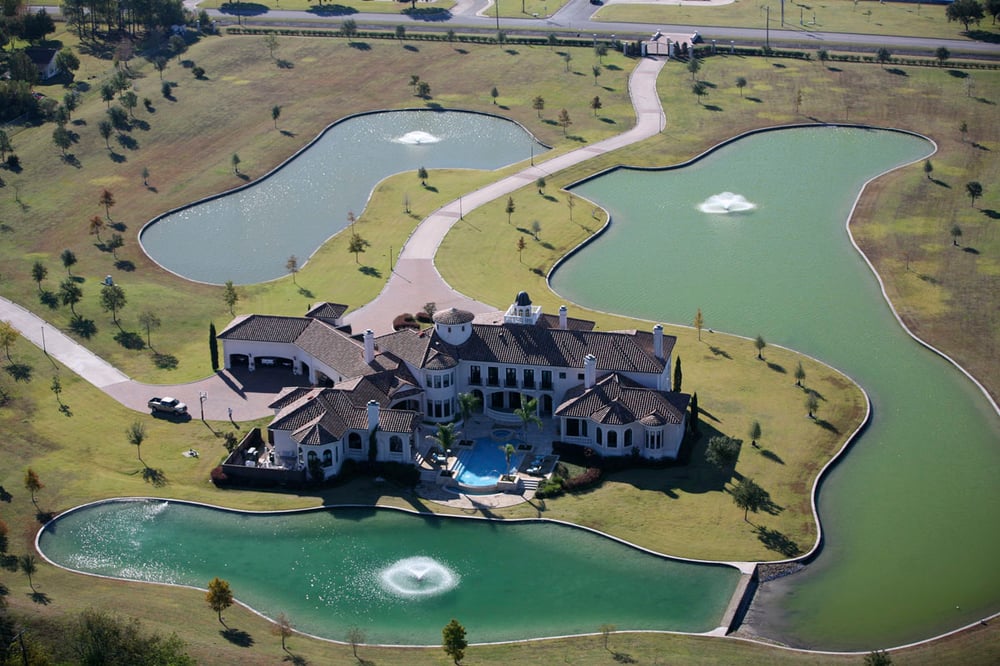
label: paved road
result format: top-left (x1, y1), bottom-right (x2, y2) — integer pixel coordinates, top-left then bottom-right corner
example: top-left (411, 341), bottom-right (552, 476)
top-left (344, 55), bottom-right (666, 334)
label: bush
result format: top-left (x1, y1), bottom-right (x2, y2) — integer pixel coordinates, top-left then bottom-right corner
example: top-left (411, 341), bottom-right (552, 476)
top-left (192, 66), bottom-right (205, 79)
top-left (535, 477), bottom-right (565, 499)
top-left (374, 461), bottom-right (420, 487)
top-left (392, 313), bottom-right (419, 331)
top-left (415, 311), bottom-right (432, 324)
top-left (564, 467), bottom-right (602, 492)
top-left (209, 466), bottom-right (228, 485)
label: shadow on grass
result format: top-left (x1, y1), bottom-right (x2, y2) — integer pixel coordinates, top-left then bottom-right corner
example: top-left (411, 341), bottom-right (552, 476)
top-left (282, 654), bottom-right (309, 665)
top-left (760, 448), bottom-right (784, 464)
top-left (947, 69), bottom-right (969, 79)
top-left (348, 41), bottom-right (371, 51)
top-left (766, 361), bottom-right (786, 374)
top-left (359, 266), bottom-right (382, 278)
top-left (708, 345), bottom-right (731, 359)
top-left (755, 525), bottom-right (802, 557)
top-left (930, 177), bottom-right (950, 188)
top-left (981, 209), bottom-right (999, 219)
top-left (221, 627), bottom-right (254, 647)
top-left (745, 96), bottom-right (763, 103)
top-left (30, 591), bottom-right (52, 604)
top-left (5, 363), bottom-right (32, 382)
top-left (297, 286), bottom-right (315, 299)
top-left (142, 467), bottom-right (168, 486)
top-left (307, 4), bottom-right (356, 15)
top-left (153, 352), bottom-right (179, 370)
top-left (814, 419), bottom-right (840, 434)
top-left (962, 246), bottom-right (980, 255)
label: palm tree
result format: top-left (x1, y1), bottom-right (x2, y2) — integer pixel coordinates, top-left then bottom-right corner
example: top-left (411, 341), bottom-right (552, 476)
top-left (427, 422), bottom-right (459, 454)
top-left (513, 395), bottom-right (542, 446)
top-left (127, 420), bottom-right (146, 465)
top-left (20, 554), bottom-right (37, 592)
top-left (457, 392), bottom-right (481, 424)
top-left (501, 442), bottom-right (516, 479)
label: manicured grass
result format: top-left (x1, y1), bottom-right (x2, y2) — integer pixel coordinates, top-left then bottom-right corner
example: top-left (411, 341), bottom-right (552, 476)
top-left (597, 0), bottom-right (1000, 43)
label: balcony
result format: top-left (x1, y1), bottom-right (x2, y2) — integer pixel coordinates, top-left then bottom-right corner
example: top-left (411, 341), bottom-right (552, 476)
top-left (469, 376), bottom-right (482, 386)
top-left (487, 377), bottom-right (500, 387)
top-left (504, 378), bottom-right (518, 388)
top-left (540, 380), bottom-right (553, 390)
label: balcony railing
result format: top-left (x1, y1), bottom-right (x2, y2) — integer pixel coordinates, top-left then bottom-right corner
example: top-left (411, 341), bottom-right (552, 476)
top-left (469, 376), bottom-right (482, 386)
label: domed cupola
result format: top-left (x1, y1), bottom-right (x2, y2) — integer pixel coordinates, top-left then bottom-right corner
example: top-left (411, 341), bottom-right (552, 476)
top-left (504, 290), bottom-right (541, 325)
top-left (432, 307), bottom-right (475, 345)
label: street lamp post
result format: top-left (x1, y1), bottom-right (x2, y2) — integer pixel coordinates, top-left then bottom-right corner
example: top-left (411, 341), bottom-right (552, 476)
top-left (199, 391), bottom-right (207, 421)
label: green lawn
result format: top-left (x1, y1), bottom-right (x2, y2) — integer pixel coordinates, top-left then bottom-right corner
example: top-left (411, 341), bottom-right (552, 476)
top-left (597, 0), bottom-right (1000, 43)
top-left (0, 24), bottom-right (997, 666)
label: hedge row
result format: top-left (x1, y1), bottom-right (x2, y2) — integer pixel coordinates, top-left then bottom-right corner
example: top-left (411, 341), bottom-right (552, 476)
top-left (227, 26), bottom-right (603, 50)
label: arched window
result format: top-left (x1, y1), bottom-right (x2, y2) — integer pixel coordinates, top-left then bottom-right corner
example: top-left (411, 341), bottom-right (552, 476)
top-left (624, 429), bottom-right (632, 447)
top-left (322, 450), bottom-right (333, 467)
top-left (607, 430), bottom-right (618, 448)
top-left (596, 428), bottom-right (603, 445)
top-left (348, 433), bottom-right (363, 450)
top-left (307, 450), bottom-right (318, 463)
top-left (390, 436), bottom-right (403, 453)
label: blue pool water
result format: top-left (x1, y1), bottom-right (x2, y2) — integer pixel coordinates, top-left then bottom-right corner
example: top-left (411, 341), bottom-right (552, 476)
top-left (453, 439), bottom-right (522, 486)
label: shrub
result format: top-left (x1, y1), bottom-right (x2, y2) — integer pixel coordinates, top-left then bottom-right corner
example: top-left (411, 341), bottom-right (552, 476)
top-left (210, 466), bottom-right (228, 485)
top-left (535, 477), bottom-right (565, 499)
top-left (392, 313), bottom-right (419, 331)
top-left (374, 461), bottom-right (420, 487)
top-left (192, 66), bottom-right (205, 79)
top-left (415, 311), bottom-right (432, 324)
top-left (563, 467), bottom-right (602, 491)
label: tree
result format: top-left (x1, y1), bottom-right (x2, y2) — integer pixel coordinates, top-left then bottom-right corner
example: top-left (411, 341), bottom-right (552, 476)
top-left (347, 210), bottom-right (356, 227)
top-left (705, 435), bottom-right (741, 470)
top-left (424, 302), bottom-right (437, 320)
top-left (51, 374), bottom-right (64, 407)
top-left (60, 278), bottom-right (83, 314)
top-left (153, 55), bottom-right (168, 80)
top-left (516, 236), bottom-right (527, 262)
top-left (0, 130), bottom-right (12, 161)
top-left (121, 91), bottom-right (138, 118)
top-left (271, 104), bottom-right (281, 129)
top-left (59, 249), bottom-right (77, 276)
top-left (501, 442), bottom-right (517, 478)
top-left (567, 193), bottom-right (576, 221)
top-left (457, 392), bottom-right (481, 422)
top-left (108, 232), bottom-right (125, 259)
top-left (673, 356), bottom-right (682, 392)
top-left (557, 108), bottom-right (572, 135)
top-left (865, 650), bottom-right (893, 666)
top-left (24, 468), bottom-right (43, 510)
top-left (505, 196), bottom-right (516, 223)
top-left (409, 74), bottom-right (420, 90)
top-left (418, 166), bottom-right (428, 186)
top-left (0, 321), bottom-right (18, 364)
top-left (795, 361), bottom-right (806, 387)
top-left (348, 232), bottom-right (370, 263)
top-left (690, 392), bottom-right (699, 434)
top-left (232, 153), bottom-right (241, 174)
top-left (965, 181), bottom-right (983, 206)
top-left (806, 392), bottom-right (820, 418)
top-left (875, 47), bottom-right (892, 68)
top-left (946, 0), bottom-right (985, 31)
top-left (595, 43), bottom-right (608, 62)
top-left (749, 420), bottom-right (762, 447)
top-left (138, 311), bottom-right (161, 348)
top-left (53, 125), bottom-right (72, 155)
top-left (923, 159), bottom-right (933, 180)
top-left (935, 47), bottom-right (951, 64)
top-left (731, 477), bottom-right (768, 522)
top-left (590, 95), bottom-right (602, 116)
top-left (286, 255), bottom-right (299, 283)
top-left (442, 618), bottom-right (467, 664)
top-left (73, 608), bottom-right (195, 665)
top-left (395, 25), bottom-right (406, 41)
top-left (692, 81), bottom-right (708, 105)
top-left (563, 52), bottom-right (572, 72)
top-left (127, 420), bottom-right (146, 465)
top-left (19, 553), bottom-right (37, 592)
top-left (417, 81), bottom-right (431, 99)
top-left (223, 280), bottom-right (239, 315)
top-left (599, 623), bottom-right (616, 649)
top-left (264, 33), bottom-right (279, 59)
top-left (754, 335), bottom-right (766, 359)
top-left (536, 176), bottom-right (546, 194)
top-left (209, 322), bottom-right (219, 371)
top-left (532, 95), bottom-right (545, 118)
top-left (206, 577), bottom-right (234, 625)
top-left (592, 64), bottom-right (601, 85)
top-left (428, 422), bottom-right (459, 454)
top-left (100, 284), bottom-right (127, 324)
top-left (531, 220), bottom-right (542, 239)
top-left (272, 612), bottom-right (293, 651)
top-left (693, 308), bottom-right (704, 341)
top-left (346, 627), bottom-right (365, 658)
top-left (98, 120), bottom-right (113, 149)
top-left (951, 224), bottom-right (963, 246)
top-left (341, 19), bottom-right (358, 38)
top-left (736, 76), bottom-right (747, 97)
top-left (687, 56), bottom-right (700, 80)
top-left (959, 121), bottom-right (968, 143)
top-left (89, 215), bottom-right (105, 242)
top-left (490, 86), bottom-right (499, 104)
top-left (31, 261), bottom-right (48, 291)
top-left (988, 0), bottom-right (1000, 24)
top-left (99, 189), bottom-right (116, 219)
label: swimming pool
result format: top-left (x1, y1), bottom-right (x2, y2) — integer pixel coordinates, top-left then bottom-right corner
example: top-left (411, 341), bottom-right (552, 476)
top-left (452, 438), bottom-right (523, 487)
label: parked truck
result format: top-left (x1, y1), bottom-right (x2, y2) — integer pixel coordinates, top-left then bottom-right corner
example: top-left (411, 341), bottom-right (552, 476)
top-left (148, 396), bottom-right (188, 415)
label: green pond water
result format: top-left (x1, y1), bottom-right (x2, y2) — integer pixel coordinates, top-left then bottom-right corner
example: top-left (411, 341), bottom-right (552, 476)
top-left (37, 501), bottom-right (739, 645)
top-left (553, 126), bottom-right (1000, 650)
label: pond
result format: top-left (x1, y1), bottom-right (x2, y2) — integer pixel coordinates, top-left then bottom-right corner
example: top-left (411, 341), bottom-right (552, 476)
top-left (139, 110), bottom-right (546, 284)
top-left (37, 500), bottom-right (739, 645)
top-left (553, 126), bottom-right (1000, 650)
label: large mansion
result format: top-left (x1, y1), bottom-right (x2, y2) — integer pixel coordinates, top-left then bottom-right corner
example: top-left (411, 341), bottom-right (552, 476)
top-left (218, 292), bottom-right (690, 478)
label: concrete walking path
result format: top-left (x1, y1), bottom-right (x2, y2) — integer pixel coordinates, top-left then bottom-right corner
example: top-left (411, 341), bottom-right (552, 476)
top-left (344, 54), bottom-right (666, 335)
top-left (2, 55), bottom-right (667, 417)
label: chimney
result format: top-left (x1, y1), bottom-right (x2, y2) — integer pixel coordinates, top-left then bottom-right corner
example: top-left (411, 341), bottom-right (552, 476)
top-left (584, 354), bottom-right (596, 389)
top-left (367, 400), bottom-right (380, 431)
top-left (653, 324), bottom-right (663, 359)
top-left (363, 328), bottom-right (375, 364)
top-left (559, 305), bottom-right (568, 330)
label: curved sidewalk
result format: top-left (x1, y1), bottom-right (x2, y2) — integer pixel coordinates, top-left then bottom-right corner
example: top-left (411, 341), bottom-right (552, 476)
top-left (2, 55), bottom-right (666, 416)
top-left (344, 54), bottom-right (666, 334)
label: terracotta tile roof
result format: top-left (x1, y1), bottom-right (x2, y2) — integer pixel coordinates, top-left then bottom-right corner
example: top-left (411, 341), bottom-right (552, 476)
top-left (433, 307), bottom-right (475, 325)
top-left (274, 388), bottom-right (419, 443)
top-left (218, 314), bottom-right (311, 343)
top-left (556, 373), bottom-right (690, 426)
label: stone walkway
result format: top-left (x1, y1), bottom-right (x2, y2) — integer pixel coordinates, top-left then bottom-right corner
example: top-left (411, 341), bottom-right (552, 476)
top-left (0, 56), bottom-right (666, 418)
